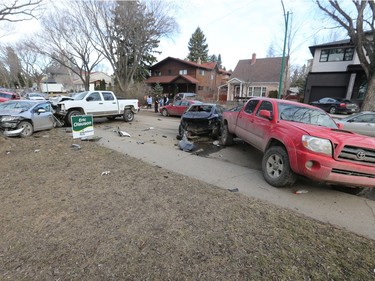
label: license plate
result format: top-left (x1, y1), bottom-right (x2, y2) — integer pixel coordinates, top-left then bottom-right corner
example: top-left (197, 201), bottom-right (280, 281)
top-left (351, 109), bottom-right (355, 111)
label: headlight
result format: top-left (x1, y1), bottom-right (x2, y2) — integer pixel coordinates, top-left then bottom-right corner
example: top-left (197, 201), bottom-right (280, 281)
top-left (302, 135), bottom-right (332, 156)
top-left (1, 116), bottom-right (20, 122)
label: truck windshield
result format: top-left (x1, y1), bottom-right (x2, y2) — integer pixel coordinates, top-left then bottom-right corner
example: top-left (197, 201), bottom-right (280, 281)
top-left (73, 92), bottom-right (88, 100)
top-left (278, 103), bottom-right (338, 128)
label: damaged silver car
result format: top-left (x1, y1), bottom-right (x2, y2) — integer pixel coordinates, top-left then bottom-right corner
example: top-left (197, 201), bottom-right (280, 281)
top-left (0, 100), bottom-right (55, 137)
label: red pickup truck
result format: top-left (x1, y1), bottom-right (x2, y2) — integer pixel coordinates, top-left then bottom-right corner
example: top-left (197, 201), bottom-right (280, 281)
top-left (221, 97), bottom-right (375, 193)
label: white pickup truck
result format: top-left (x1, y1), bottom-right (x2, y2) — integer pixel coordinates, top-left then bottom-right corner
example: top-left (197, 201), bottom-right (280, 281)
top-left (54, 91), bottom-right (139, 125)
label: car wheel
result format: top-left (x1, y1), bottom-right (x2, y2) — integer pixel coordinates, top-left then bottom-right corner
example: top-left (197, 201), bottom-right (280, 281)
top-left (262, 146), bottom-right (296, 187)
top-left (66, 110), bottom-right (82, 126)
top-left (18, 121), bottom-right (34, 137)
top-left (329, 107), bottom-right (336, 114)
top-left (220, 122), bottom-right (234, 146)
top-left (162, 109), bottom-right (169, 117)
top-left (332, 185), bottom-right (371, 196)
top-left (123, 109), bottom-right (134, 122)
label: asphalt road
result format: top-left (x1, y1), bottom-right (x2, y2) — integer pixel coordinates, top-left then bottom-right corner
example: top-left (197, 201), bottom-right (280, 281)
top-left (93, 109), bottom-right (375, 240)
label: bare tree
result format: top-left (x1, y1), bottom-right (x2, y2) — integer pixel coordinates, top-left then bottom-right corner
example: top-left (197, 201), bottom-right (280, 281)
top-left (14, 40), bottom-right (50, 89)
top-left (315, 0), bottom-right (375, 111)
top-left (78, 0), bottom-right (178, 96)
top-left (0, 45), bottom-right (23, 88)
top-left (0, 0), bottom-right (43, 22)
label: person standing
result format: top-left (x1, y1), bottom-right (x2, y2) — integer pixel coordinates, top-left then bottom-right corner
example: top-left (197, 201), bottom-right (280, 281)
top-left (154, 95), bottom-right (159, 113)
top-left (146, 95), bottom-right (152, 109)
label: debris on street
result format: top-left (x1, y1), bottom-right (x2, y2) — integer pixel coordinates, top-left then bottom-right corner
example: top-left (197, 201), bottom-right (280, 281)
top-left (101, 171), bottom-right (111, 176)
top-left (178, 133), bottom-right (195, 152)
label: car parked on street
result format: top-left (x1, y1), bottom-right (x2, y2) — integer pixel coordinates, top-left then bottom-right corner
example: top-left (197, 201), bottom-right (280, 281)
top-left (174, 92), bottom-right (197, 101)
top-left (310, 97), bottom-right (359, 114)
top-left (336, 111), bottom-right (375, 137)
top-left (159, 99), bottom-right (202, 117)
top-left (178, 103), bottom-right (226, 139)
top-left (0, 100), bottom-right (55, 137)
top-left (25, 92), bottom-right (47, 100)
top-left (0, 91), bottom-right (20, 102)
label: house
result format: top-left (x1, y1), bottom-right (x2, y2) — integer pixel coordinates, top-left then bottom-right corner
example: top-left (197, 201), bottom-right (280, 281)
top-left (304, 39), bottom-right (366, 105)
top-left (144, 57), bottom-right (231, 101)
top-left (226, 53), bottom-right (288, 101)
top-left (40, 65), bottom-right (112, 93)
top-left (72, 72), bottom-right (112, 92)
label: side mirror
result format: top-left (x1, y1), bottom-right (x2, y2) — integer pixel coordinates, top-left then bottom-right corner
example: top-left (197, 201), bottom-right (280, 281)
top-left (336, 123), bottom-right (344, 129)
top-left (259, 109), bottom-right (272, 120)
top-left (86, 97), bottom-right (93, 101)
top-left (36, 108), bottom-right (46, 114)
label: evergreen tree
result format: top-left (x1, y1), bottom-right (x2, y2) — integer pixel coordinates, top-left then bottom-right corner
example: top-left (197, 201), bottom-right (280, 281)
top-left (187, 27), bottom-right (209, 63)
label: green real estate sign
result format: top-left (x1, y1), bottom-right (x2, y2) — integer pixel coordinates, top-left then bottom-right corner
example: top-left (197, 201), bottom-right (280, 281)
top-left (71, 115), bottom-right (94, 139)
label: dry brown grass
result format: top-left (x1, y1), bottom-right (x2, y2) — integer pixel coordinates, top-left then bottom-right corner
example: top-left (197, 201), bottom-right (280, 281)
top-left (1, 128), bottom-right (374, 280)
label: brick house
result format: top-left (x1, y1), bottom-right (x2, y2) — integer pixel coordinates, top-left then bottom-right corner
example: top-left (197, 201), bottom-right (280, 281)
top-left (226, 53), bottom-right (288, 101)
top-left (144, 57), bottom-right (231, 101)
top-left (304, 39), bottom-right (366, 106)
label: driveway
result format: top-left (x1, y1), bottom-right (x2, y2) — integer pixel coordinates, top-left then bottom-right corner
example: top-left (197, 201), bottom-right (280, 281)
top-left (94, 109), bottom-right (375, 240)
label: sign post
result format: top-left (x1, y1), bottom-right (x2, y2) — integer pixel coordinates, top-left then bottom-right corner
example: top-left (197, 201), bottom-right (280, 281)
top-left (71, 115), bottom-right (94, 139)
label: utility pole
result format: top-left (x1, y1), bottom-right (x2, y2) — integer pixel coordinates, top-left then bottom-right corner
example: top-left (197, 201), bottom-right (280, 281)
top-left (278, 0), bottom-right (289, 99)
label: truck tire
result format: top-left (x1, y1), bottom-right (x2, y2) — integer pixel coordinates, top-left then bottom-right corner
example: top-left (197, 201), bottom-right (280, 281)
top-left (123, 109), bottom-right (134, 122)
top-left (262, 146), bottom-right (296, 187)
top-left (66, 110), bottom-right (82, 126)
top-left (220, 122), bottom-right (234, 146)
top-left (18, 121), bottom-right (34, 137)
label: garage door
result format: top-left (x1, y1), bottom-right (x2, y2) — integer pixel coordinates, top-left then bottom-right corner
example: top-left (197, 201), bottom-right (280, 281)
top-left (309, 86), bottom-right (347, 103)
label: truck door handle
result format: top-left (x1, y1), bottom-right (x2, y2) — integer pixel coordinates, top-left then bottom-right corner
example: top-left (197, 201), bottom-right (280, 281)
top-left (112, 102), bottom-right (116, 104)
top-left (99, 103), bottom-right (103, 105)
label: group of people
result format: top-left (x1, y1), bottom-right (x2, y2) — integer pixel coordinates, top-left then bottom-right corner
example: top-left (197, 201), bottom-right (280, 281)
top-left (146, 94), bottom-right (170, 113)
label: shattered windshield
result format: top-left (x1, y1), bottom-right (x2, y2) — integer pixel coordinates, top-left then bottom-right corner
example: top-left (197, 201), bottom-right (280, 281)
top-left (187, 104), bottom-right (213, 113)
top-left (278, 103), bottom-right (338, 128)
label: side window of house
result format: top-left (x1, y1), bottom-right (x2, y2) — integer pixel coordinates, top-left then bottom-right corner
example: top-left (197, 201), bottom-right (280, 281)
top-left (256, 101), bottom-right (273, 116)
top-left (179, 70), bottom-right (187, 75)
top-left (87, 92), bottom-right (101, 102)
top-left (102, 92), bottom-right (115, 101)
top-left (244, 99), bottom-right (259, 114)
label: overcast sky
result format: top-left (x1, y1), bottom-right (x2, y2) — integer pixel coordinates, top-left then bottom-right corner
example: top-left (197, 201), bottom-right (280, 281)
top-left (156, 0), bottom-right (336, 70)
top-left (4, 0), bottom-right (345, 71)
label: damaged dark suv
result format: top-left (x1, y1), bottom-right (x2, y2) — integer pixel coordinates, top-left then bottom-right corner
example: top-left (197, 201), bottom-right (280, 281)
top-left (178, 103), bottom-right (226, 139)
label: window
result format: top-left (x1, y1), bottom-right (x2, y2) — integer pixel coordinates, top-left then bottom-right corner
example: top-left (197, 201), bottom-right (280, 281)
top-left (248, 86), bottom-right (267, 97)
top-left (256, 101), bottom-right (273, 118)
top-left (319, 47), bottom-right (354, 62)
top-left (244, 99), bottom-right (259, 114)
top-left (211, 74), bottom-right (214, 80)
top-left (102, 92), bottom-right (115, 101)
top-left (198, 86), bottom-right (203, 90)
top-left (179, 69), bottom-right (187, 75)
top-left (168, 69), bottom-right (172, 75)
top-left (181, 101), bottom-right (189, 106)
top-left (87, 92), bottom-right (101, 101)
top-left (199, 69), bottom-right (205, 76)
top-left (154, 71), bottom-right (161, 76)
top-left (351, 114), bottom-right (375, 123)
top-left (173, 100), bottom-right (182, 106)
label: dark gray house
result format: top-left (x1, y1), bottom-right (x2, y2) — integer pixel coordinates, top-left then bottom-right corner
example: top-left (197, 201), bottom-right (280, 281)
top-left (304, 39), bottom-right (366, 106)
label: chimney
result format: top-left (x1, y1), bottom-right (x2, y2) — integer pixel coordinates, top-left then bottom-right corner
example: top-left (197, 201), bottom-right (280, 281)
top-left (197, 57), bottom-right (201, 64)
top-left (251, 53), bottom-right (256, 65)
